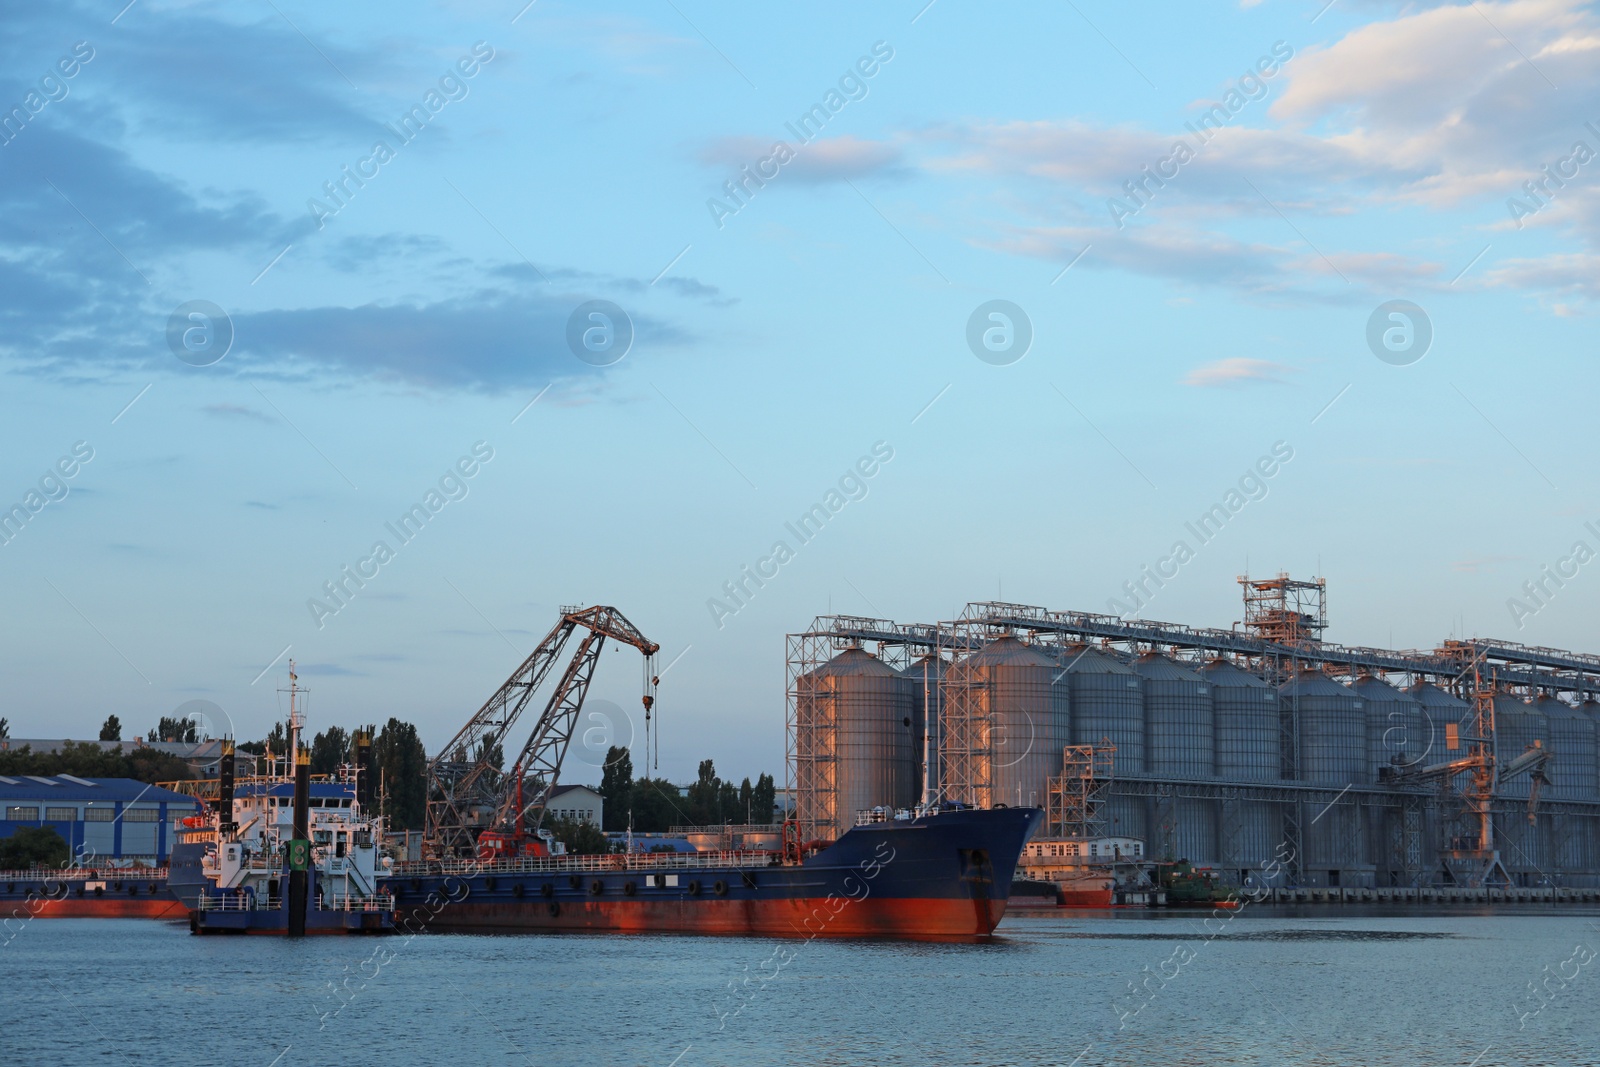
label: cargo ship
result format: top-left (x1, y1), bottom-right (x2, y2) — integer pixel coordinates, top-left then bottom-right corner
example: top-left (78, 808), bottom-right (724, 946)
top-left (0, 866), bottom-right (184, 920)
top-left (386, 803), bottom-right (1041, 939)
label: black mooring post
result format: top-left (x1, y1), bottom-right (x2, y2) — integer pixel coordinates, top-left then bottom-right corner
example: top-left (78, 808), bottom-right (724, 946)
top-left (218, 739), bottom-right (236, 836)
top-left (288, 748), bottom-right (311, 937)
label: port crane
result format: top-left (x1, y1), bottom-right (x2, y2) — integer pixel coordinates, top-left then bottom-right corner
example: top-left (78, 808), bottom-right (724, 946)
top-left (1379, 660), bottom-right (1553, 887)
top-left (424, 605), bottom-right (659, 859)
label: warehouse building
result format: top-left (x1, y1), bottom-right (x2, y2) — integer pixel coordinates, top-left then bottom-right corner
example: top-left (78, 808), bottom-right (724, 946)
top-left (0, 776), bottom-right (201, 865)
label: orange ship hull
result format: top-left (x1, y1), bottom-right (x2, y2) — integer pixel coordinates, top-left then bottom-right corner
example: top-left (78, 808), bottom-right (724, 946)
top-left (7, 897), bottom-right (187, 920)
top-left (411, 895), bottom-right (1010, 939)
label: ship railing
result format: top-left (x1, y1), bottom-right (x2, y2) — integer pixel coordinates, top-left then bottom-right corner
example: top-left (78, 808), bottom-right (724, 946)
top-left (332, 893), bottom-right (395, 912)
top-left (392, 849), bottom-right (780, 877)
top-left (0, 866), bottom-right (169, 881)
top-left (195, 892), bottom-right (282, 912)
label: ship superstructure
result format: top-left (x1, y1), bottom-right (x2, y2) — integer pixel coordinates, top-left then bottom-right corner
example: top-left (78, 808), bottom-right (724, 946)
top-left (169, 665), bottom-right (394, 935)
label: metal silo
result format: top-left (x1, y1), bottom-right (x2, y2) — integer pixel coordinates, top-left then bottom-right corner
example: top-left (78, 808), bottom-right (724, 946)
top-left (795, 646), bottom-right (915, 838)
top-left (900, 653), bottom-right (946, 802)
top-left (1204, 658), bottom-right (1279, 781)
top-left (1134, 653), bottom-right (1214, 779)
top-left (1534, 694), bottom-right (1595, 803)
top-left (1493, 691), bottom-right (1546, 801)
top-left (1202, 658), bottom-right (1280, 874)
top-left (956, 636), bottom-right (1070, 809)
top-left (1282, 671), bottom-right (1366, 785)
top-left (1352, 675), bottom-right (1426, 781)
top-left (1057, 643), bottom-right (1144, 773)
top-left (1582, 697), bottom-right (1600, 801)
top-left (1406, 680), bottom-right (1471, 770)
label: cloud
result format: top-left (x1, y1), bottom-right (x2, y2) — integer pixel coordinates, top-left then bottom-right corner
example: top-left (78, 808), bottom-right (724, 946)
top-left (1183, 358), bottom-right (1295, 387)
top-left (203, 403), bottom-right (273, 422)
top-left (231, 291), bottom-right (691, 391)
top-left (901, 1), bottom-right (1600, 303)
top-left (700, 134), bottom-right (902, 185)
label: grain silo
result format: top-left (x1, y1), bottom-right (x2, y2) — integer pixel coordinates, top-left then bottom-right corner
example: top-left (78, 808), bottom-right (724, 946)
top-left (1282, 670), bottom-right (1366, 785)
top-left (1533, 693), bottom-right (1596, 802)
top-left (1582, 697), bottom-right (1600, 799)
top-left (1134, 653), bottom-right (1215, 778)
top-left (954, 636), bottom-right (1069, 809)
top-left (1202, 657), bottom-right (1281, 873)
top-left (1205, 658), bottom-right (1279, 779)
top-left (1282, 670), bottom-right (1367, 880)
top-left (1493, 691), bottom-right (1546, 801)
top-left (1406, 680), bottom-right (1471, 769)
top-left (1053, 643), bottom-right (1144, 844)
top-left (1352, 674), bottom-right (1426, 781)
top-left (795, 646), bottom-right (915, 838)
top-left (1057, 643), bottom-right (1144, 769)
top-left (900, 653), bottom-right (946, 802)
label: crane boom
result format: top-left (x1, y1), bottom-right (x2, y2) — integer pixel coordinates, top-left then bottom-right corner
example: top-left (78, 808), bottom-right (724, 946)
top-left (424, 605), bottom-right (659, 858)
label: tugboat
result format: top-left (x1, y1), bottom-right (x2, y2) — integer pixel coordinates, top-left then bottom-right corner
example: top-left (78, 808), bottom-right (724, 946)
top-left (1156, 859), bottom-right (1239, 907)
top-left (171, 666), bottom-right (395, 936)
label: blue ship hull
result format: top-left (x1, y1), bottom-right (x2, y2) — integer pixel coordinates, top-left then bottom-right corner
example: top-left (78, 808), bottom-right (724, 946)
top-left (386, 806), bottom-right (1042, 939)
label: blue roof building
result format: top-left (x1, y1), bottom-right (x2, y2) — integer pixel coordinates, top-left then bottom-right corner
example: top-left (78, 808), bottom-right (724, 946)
top-left (0, 776), bottom-right (202, 865)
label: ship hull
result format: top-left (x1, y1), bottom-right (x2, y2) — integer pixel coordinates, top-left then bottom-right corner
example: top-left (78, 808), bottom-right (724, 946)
top-left (188, 867), bottom-right (395, 936)
top-left (389, 806), bottom-right (1041, 940)
top-left (0, 873), bottom-right (182, 921)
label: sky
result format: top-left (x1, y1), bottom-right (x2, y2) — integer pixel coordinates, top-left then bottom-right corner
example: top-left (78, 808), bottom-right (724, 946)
top-left (2, 0), bottom-right (1598, 785)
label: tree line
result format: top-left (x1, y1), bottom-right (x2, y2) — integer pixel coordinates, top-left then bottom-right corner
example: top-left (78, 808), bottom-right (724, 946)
top-left (598, 747), bottom-right (776, 833)
top-left (0, 715), bottom-right (776, 843)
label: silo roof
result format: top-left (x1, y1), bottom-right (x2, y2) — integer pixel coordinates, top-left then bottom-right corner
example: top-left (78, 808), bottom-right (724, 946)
top-left (1407, 680), bottom-right (1468, 708)
top-left (1199, 658), bottom-right (1270, 688)
top-left (963, 634), bottom-right (1058, 668)
top-left (1054, 643), bottom-right (1136, 675)
top-left (801, 645), bottom-right (901, 680)
top-left (1130, 653), bottom-right (1205, 682)
top-left (1349, 675), bottom-right (1411, 702)
top-left (1279, 671), bottom-right (1360, 699)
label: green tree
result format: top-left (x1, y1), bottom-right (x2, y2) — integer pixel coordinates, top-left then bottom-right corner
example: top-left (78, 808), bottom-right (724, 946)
top-left (717, 780), bottom-right (739, 824)
top-left (738, 777), bottom-right (753, 824)
top-left (373, 718), bottom-right (428, 830)
top-left (309, 726), bottom-right (350, 776)
top-left (0, 826), bottom-right (70, 869)
top-left (0, 717), bottom-right (9, 739)
top-left (627, 777), bottom-right (686, 833)
top-left (544, 814), bottom-right (609, 855)
top-left (598, 746), bottom-right (633, 831)
top-left (475, 735), bottom-right (504, 771)
top-left (147, 716), bottom-right (199, 743)
top-left (687, 759), bottom-right (721, 825)
top-left (238, 722), bottom-right (289, 763)
top-left (752, 773), bottom-right (777, 824)
top-left (0, 740), bottom-right (190, 785)
top-left (99, 715), bottom-right (122, 742)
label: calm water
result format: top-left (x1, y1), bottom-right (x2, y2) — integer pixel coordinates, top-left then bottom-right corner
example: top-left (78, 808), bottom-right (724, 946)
top-left (6, 907), bottom-right (1599, 1066)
